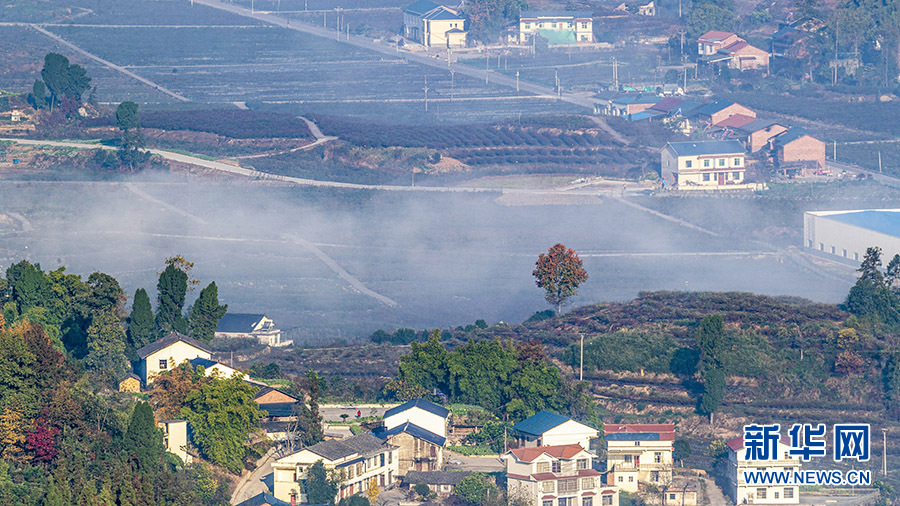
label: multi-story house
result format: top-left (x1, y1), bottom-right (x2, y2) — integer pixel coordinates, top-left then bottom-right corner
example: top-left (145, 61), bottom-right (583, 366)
top-left (698, 31), bottom-right (769, 71)
top-left (725, 436), bottom-right (800, 505)
top-left (215, 313), bottom-right (292, 347)
top-left (135, 331), bottom-right (212, 385)
top-left (374, 398), bottom-right (449, 475)
top-left (504, 444), bottom-right (617, 506)
top-left (604, 424), bottom-right (674, 493)
top-left (271, 434), bottom-right (399, 504)
top-left (158, 419), bottom-right (192, 465)
top-left (513, 411), bottom-right (599, 451)
top-left (402, 0), bottom-right (467, 48)
top-left (518, 11), bottom-right (593, 45)
top-left (660, 140), bottom-right (747, 189)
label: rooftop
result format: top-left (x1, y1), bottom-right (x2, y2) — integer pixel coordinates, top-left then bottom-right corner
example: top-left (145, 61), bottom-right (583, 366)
top-left (773, 127), bottom-right (817, 147)
top-left (384, 398), bottom-right (450, 419)
top-left (726, 435), bottom-right (791, 451)
top-left (216, 313), bottom-right (265, 334)
top-left (520, 10), bottom-right (593, 19)
top-left (513, 410), bottom-right (571, 435)
top-left (509, 444), bottom-right (586, 462)
top-left (294, 433), bottom-right (391, 462)
top-left (403, 470), bottom-right (472, 486)
top-left (814, 209), bottom-right (900, 239)
top-left (374, 421), bottom-right (447, 447)
top-left (737, 119), bottom-right (785, 134)
top-left (664, 140), bottom-right (746, 157)
top-left (698, 30), bottom-right (738, 42)
top-left (136, 331), bottom-right (211, 360)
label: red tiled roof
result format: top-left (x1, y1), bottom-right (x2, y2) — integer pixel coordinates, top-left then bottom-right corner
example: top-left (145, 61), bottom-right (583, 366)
top-left (542, 496), bottom-right (557, 500)
top-left (582, 492), bottom-right (596, 497)
top-left (509, 444), bottom-right (586, 463)
top-left (604, 424), bottom-right (675, 440)
top-left (602, 490), bottom-right (616, 495)
top-left (715, 114), bottom-right (757, 128)
top-left (723, 41), bottom-right (749, 52)
top-left (698, 30), bottom-right (737, 42)
top-left (507, 473), bottom-right (532, 481)
top-left (726, 436), bottom-right (791, 451)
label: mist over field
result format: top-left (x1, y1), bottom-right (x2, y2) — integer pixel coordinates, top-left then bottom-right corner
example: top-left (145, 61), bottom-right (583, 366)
top-left (0, 178), bottom-right (852, 341)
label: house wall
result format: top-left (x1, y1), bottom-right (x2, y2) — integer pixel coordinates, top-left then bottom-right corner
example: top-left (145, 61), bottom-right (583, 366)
top-left (746, 125), bottom-right (787, 152)
top-left (729, 46), bottom-right (769, 70)
top-left (518, 17), bottom-right (592, 44)
top-left (142, 342), bottom-right (211, 384)
top-left (426, 19), bottom-right (465, 48)
top-left (158, 420), bottom-right (192, 465)
top-left (119, 378), bottom-right (141, 393)
top-left (803, 212), bottom-right (900, 262)
top-left (389, 432), bottom-right (443, 476)
top-left (698, 34), bottom-right (740, 55)
top-left (778, 136), bottom-right (825, 169)
top-left (203, 363), bottom-right (238, 379)
top-left (661, 149), bottom-right (746, 188)
top-left (384, 407), bottom-right (447, 437)
top-left (705, 104), bottom-right (756, 126)
top-left (607, 440), bottom-right (673, 492)
top-left (272, 447), bottom-right (399, 504)
top-left (542, 420), bottom-right (598, 449)
top-left (728, 441), bottom-right (799, 505)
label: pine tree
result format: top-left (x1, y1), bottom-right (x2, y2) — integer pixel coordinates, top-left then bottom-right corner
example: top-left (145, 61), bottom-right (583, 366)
top-left (124, 401), bottom-right (164, 470)
top-left (699, 367), bottom-right (725, 424)
top-left (156, 264), bottom-right (188, 335)
top-left (188, 282), bottom-right (227, 344)
top-left (85, 310), bottom-right (128, 385)
top-left (127, 289), bottom-right (155, 361)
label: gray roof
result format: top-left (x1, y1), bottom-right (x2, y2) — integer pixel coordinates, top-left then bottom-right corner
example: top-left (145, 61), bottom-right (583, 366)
top-left (384, 398), bottom-right (450, 419)
top-left (216, 313), bottom-right (265, 334)
top-left (374, 422), bottom-right (447, 447)
top-left (136, 331), bottom-right (212, 360)
top-left (690, 100), bottom-right (737, 117)
top-left (235, 492), bottom-right (292, 506)
top-left (513, 410), bottom-right (570, 436)
top-left (403, 471), bottom-right (472, 486)
top-left (303, 433), bottom-right (392, 461)
top-left (664, 140), bottom-right (746, 156)
top-left (606, 432), bottom-right (661, 441)
top-left (737, 119), bottom-right (784, 134)
top-left (772, 127), bottom-right (817, 147)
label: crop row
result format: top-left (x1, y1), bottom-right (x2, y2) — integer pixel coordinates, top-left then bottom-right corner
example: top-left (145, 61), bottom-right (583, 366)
top-left (83, 109), bottom-right (313, 140)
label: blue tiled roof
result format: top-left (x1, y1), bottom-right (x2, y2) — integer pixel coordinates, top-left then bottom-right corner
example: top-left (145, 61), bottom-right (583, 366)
top-left (512, 410), bottom-right (570, 436)
top-left (189, 357), bottom-right (220, 369)
top-left (374, 422), bottom-right (447, 446)
top-left (405, 0), bottom-right (442, 15)
top-left (384, 399), bottom-right (450, 419)
top-left (216, 313), bottom-right (265, 334)
top-left (825, 210), bottom-right (900, 238)
top-left (606, 432), bottom-right (661, 441)
top-left (664, 140), bottom-right (745, 156)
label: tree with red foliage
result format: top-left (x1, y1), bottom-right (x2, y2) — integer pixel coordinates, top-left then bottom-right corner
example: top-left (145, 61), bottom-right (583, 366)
top-left (26, 418), bottom-right (59, 464)
top-left (533, 243), bottom-right (588, 315)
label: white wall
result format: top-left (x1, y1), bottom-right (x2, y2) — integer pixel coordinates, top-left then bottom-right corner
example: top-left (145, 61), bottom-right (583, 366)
top-left (542, 420), bottom-right (598, 448)
top-left (143, 342), bottom-right (211, 384)
top-left (384, 406), bottom-right (447, 437)
top-left (804, 211), bottom-right (900, 263)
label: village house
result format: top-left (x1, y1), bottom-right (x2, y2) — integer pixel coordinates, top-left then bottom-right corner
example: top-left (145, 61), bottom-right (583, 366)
top-left (518, 11), bottom-right (593, 45)
top-left (698, 31), bottom-right (769, 71)
top-left (189, 357), bottom-right (240, 378)
top-left (504, 444), bottom-right (617, 506)
top-left (402, 0), bottom-right (467, 48)
top-left (271, 434), bottom-right (399, 504)
top-left (772, 128), bottom-right (826, 171)
top-left (158, 419), bottom-right (192, 465)
top-left (375, 398), bottom-right (450, 475)
top-left (402, 470), bottom-right (472, 497)
top-left (725, 435), bottom-right (800, 505)
top-left (215, 313), bottom-right (291, 347)
top-left (118, 373), bottom-right (141, 393)
top-left (135, 331), bottom-right (212, 385)
top-left (609, 94), bottom-right (662, 117)
top-left (690, 101), bottom-right (756, 128)
top-left (255, 386), bottom-right (304, 440)
top-left (660, 140), bottom-right (747, 189)
top-left (615, 1), bottom-right (656, 15)
top-left (604, 424), bottom-right (675, 493)
top-left (644, 478), bottom-right (699, 506)
top-left (734, 119), bottom-right (789, 153)
top-left (512, 411), bottom-right (599, 450)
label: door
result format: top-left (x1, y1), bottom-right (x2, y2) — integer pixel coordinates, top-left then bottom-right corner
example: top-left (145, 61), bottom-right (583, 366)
top-left (717, 172), bottom-right (725, 185)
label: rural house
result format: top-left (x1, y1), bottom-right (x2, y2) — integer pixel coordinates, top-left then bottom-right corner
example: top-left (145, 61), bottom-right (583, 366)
top-left (735, 119), bottom-right (789, 153)
top-left (609, 94), bottom-right (662, 117)
top-left (604, 424), bottom-right (674, 493)
top-left (215, 313), bottom-right (291, 347)
top-left (376, 398), bottom-right (450, 475)
top-left (135, 331), bottom-right (212, 385)
top-left (518, 11), bottom-right (593, 45)
top-left (189, 357), bottom-right (240, 378)
top-left (402, 470), bottom-right (472, 497)
top-left (697, 31), bottom-right (742, 55)
top-left (271, 434), bottom-right (399, 504)
top-left (504, 444), bottom-right (617, 506)
top-left (402, 0), bottom-right (467, 48)
top-left (698, 31), bottom-right (769, 71)
top-left (690, 101), bottom-right (756, 128)
top-left (235, 493), bottom-right (291, 506)
top-left (725, 436), bottom-right (800, 505)
top-left (254, 386), bottom-right (304, 440)
top-left (118, 373), bottom-right (141, 392)
top-left (512, 411), bottom-right (599, 450)
top-left (660, 140), bottom-right (747, 189)
top-left (772, 128), bottom-right (826, 172)
top-left (158, 419), bottom-right (192, 465)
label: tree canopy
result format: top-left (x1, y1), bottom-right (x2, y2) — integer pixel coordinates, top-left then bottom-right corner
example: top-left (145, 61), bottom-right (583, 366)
top-left (533, 243), bottom-right (588, 314)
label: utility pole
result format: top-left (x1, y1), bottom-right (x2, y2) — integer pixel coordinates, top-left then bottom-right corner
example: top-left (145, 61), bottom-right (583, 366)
top-left (883, 429), bottom-right (888, 476)
top-left (450, 70), bottom-right (454, 101)
top-left (834, 141), bottom-right (837, 161)
top-left (516, 70), bottom-right (519, 92)
top-left (423, 76), bottom-right (429, 112)
top-left (555, 69), bottom-right (560, 98)
top-left (613, 57), bottom-right (619, 89)
top-left (580, 333), bottom-right (584, 381)
top-left (880, 151), bottom-right (883, 173)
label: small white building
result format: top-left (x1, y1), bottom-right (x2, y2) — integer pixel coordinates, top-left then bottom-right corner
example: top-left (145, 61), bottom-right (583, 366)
top-left (383, 398), bottom-right (450, 438)
top-left (504, 444), bottom-right (617, 506)
top-left (726, 436), bottom-right (800, 505)
top-left (402, 0), bottom-right (467, 48)
top-left (158, 419), bottom-right (192, 465)
top-left (271, 434), bottom-right (399, 504)
top-left (512, 411), bottom-right (599, 450)
top-left (135, 332), bottom-right (212, 385)
top-left (518, 11), bottom-right (593, 45)
top-left (604, 424), bottom-right (675, 493)
top-left (215, 313), bottom-right (291, 347)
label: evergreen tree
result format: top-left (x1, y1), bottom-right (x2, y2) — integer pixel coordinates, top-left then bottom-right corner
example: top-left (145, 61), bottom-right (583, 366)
top-left (127, 289), bottom-right (155, 362)
top-left (884, 354), bottom-right (900, 420)
top-left (699, 367), bottom-right (725, 424)
top-left (84, 310), bottom-right (128, 385)
top-left (188, 282), bottom-right (227, 344)
top-left (124, 401), bottom-right (165, 470)
top-left (303, 371), bottom-right (325, 445)
top-left (156, 264), bottom-right (188, 335)
top-left (305, 460), bottom-right (338, 506)
top-left (32, 80), bottom-right (46, 110)
top-left (859, 246), bottom-right (885, 284)
top-left (696, 314), bottom-right (726, 373)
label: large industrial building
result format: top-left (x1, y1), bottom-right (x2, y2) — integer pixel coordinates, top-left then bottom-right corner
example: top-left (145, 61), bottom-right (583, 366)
top-left (803, 209), bottom-right (900, 262)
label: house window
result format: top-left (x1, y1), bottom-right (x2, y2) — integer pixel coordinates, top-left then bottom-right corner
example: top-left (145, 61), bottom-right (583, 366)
top-left (718, 158), bottom-right (725, 167)
top-left (543, 481), bottom-right (555, 493)
top-left (624, 455), bottom-right (633, 463)
top-left (733, 171), bottom-right (740, 180)
top-left (348, 466), bottom-right (355, 479)
top-left (380, 454), bottom-right (385, 467)
top-left (388, 452), bottom-right (392, 464)
top-left (581, 22), bottom-right (589, 29)
top-left (775, 492), bottom-right (780, 499)
top-left (577, 459), bottom-right (588, 470)
top-left (551, 23), bottom-right (557, 28)
top-left (685, 160), bottom-right (692, 168)
top-left (831, 246), bottom-right (836, 254)
top-left (819, 243), bottom-right (824, 251)
top-left (618, 476), bottom-right (624, 483)
top-left (544, 501), bottom-right (554, 506)
top-left (703, 173), bottom-right (710, 181)
top-left (757, 488), bottom-right (767, 499)
top-left (734, 157), bottom-right (742, 166)
top-left (602, 496), bottom-right (613, 506)
top-left (581, 477), bottom-right (594, 489)
top-left (583, 497), bottom-right (593, 506)
top-left (628, 476), bottom-right (634, 482)
top-left (669, 494), bottom-right (676, 500)
top-left (855, 252), bottom-right (859, 261)
top-left (559, 479), bottom-right (577, 493)
top-left (703, 159), bottom-right (710, 168)
top-left (537, 462), bottom-right (551, 473)
top-left (159, 359), bottom-right (168, 370)
top-left (650, 471), bottom-right (659, 482)
top-left (654, 452), bottom-right (662, 463)
top-left (525, 23), bottom-right (531, 29)
top-left (843, 249), bottom-right (847, 257)
top-left (558, 498), bottom-right (569, 506)
top-left (633, 441), bottom-right (640, 447)
top-left (784, 488), bottom-right (794, 498)
top-left (552, 461), bottom-right (561, 473)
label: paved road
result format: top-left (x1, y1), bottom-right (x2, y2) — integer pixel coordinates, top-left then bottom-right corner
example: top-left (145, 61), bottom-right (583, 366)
top-left (231, 448), bottom-right (277, 505)
top-left (191, 0), bottom-right (597, 111)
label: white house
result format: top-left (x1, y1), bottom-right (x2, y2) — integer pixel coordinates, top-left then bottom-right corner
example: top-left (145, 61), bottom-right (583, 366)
top-left (271, 434), bottom-right (399, 504)
top-left (504, 444), bottom-right (617, 506)
top-left (158, 419), bottom-right (192, 465)
top-left (383, 398), bottom-right (450, 438)
top-left (518, 11), bottom-right (593, 45)
top-left (726, 436), bottom-right (800, 505)
top-left (402, 0), bottom-right (467, 48)
top-left (215, 313), bottom-right (291, 347)
top-left (512, 411), bottom-right (599, 450)
top-left (604, 424), bottom-right (675, 493)
top-left (135, 332), bottom-right (212, 385)
top-left (660, 140), bottom-right (748, 189)
top-left (189, 357), bottom-right (239, 379)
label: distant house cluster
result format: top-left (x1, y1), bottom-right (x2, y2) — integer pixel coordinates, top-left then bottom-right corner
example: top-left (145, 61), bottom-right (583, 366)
top-left (697, 30), bottom-right (769, 71)
top-left (402, 0), bottom-right (467, 48)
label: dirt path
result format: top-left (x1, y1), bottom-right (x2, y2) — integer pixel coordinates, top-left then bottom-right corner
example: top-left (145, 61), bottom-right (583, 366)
top-left (28, 24), bottom-right (190, 102)
top-left (589, 116), bottom-right (630, 145)
top-left (232, 116), bottom-right (337, 159)
top-left (701, 477), bottom-right (728, 505)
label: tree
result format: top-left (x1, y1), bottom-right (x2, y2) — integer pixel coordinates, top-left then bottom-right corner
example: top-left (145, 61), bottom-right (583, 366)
top-left (366, 477), bottom-right (379, 504)
top-left (414, 483), bottom-right (431, 499)
top-left (116, 101), bottom-right (140, 131)
top-left (116, 101), bottom-right (147, 170)
top-left (123, 401), bottom-right (165, 470)
top-left (686, 3), bottom-right (737, 38)
top-left (455, 473), bottom-right (497, 505)
top-left (156, 263), bottom-right (188, 335)
top-left (696, 314), bottom-right (726, 373)
top-left (859, 246), bottom-right (885, 284)
top-left (699, 367), bottom-right (725, 424)
top-left (188, 282), bottom-right (227, 344)
top-left (127, 288), bottom-right (155, 362)
top-left (150, 362), bottom-right (207, 420)
top-left (32, 80), bottom-right (46, 110)
top-left (305, 460), bottom-right (339, 506)
top-left (397, 330), bottom-right (449, 393)
top-left (533, 243), bottom-right (588, 314)
top-left (884, 354), bottom-right (900, 420)
top-left (84, 310), bottom-right (128, 385)
top-left (673, 440), bottom-right (691, 467)
top-left (887, 254), bottom-right (900, 290)
top-left (0, 400), bottom-right (29, 463)
top-left (40, 53), bottom-right (90, 113)
top-left (303, 370), bottom-right (325, 444)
